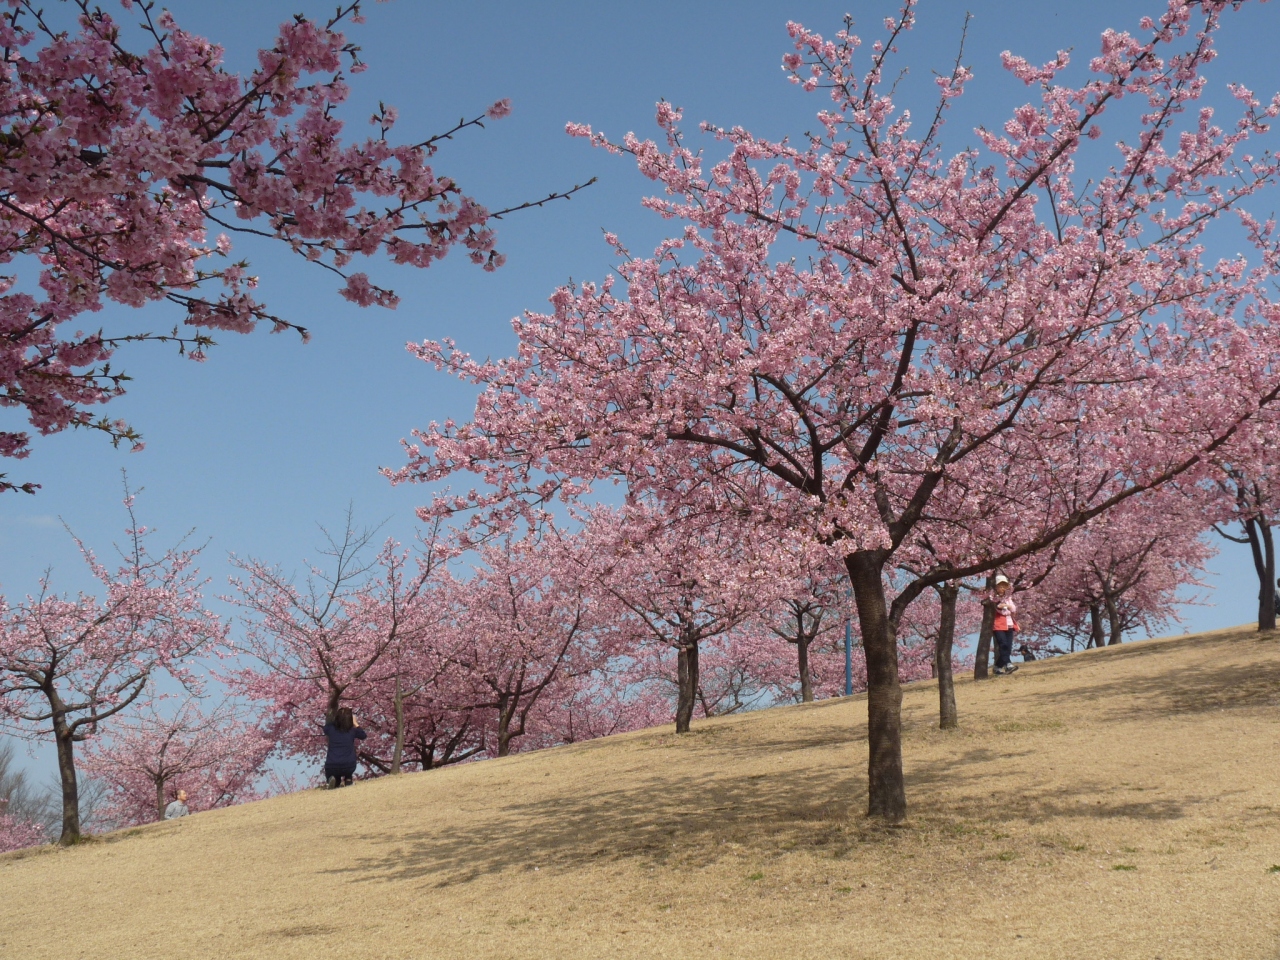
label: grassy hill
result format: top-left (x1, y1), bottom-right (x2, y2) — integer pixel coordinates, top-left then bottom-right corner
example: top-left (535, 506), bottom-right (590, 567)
top-left (3, 625), bottom-right (1279, 960)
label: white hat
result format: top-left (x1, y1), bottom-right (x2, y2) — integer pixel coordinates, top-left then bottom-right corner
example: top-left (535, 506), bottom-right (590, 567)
top-left (994, 574), bottom-right (1010, 587)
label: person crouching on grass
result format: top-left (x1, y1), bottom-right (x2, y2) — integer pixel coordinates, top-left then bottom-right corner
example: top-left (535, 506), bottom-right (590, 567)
top-left (322, 706), bottom-right (366, 788)
top-left (992, 574), bottom-right (1020, 676)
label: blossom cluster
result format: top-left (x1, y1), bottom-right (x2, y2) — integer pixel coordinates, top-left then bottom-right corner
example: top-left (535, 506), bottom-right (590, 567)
top-left (0, 0), bottom-right (510, 490)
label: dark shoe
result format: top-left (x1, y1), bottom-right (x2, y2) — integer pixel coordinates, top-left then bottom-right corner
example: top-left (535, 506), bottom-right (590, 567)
top-left (326, 775), bottom-right (337, 789)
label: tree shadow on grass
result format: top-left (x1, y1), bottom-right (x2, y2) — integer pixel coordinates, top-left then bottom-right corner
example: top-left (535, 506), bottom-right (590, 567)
top-left (327, 760), bottom-right (868, 888)
top-left (321, 737), bottom-right (1200, 890)
top-left (998, 653), bottom-right (1280, 723)
top-left (319, 633), bottom-right (1274, 890)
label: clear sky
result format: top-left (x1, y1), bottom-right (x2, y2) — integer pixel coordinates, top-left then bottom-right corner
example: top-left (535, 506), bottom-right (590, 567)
top-left (3, 1), bottom-right (1277, 779)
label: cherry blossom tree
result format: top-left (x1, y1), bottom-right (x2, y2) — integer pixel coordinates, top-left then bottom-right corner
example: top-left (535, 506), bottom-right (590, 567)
top-left (354, 661), bottom-right (487, 773)
top-left (1215, 477), bottom-right (1278, 631)
top-left (354, 624), bottom-right (451, 776)
top-left (0, 743), bottom-right (45, 850)
top-left (392, 708), bottom-right (486, 772)
top-left (1021, 498), bottom-right (1211, 649)
top-left (396, 3), bottom-right (1280, 820)
top-left (766, 555), bottom-right (845, 703)
top-left (538, 672), bottom-right (670, 745)
top-left (931, 582), bottom-right (961, 729)
top-left (441, 529), bottom-right (606, 758)
top-left (0, 801), bottom-right (44, 852)
top-left (228, 514), bottom-right (448, 771)
top-left (1210, 415), bottom-right (1280, 630)
top-left (885, 575), bottom-right (981, 728)
top-left (578, 506), bottom-right (776, 734)
top-left (0, 0), bottom-right (591, 493)
top-left (0, 493), bottom-right (222, 842)
top-left (79, 697), bottom-right (273, 825)
top-left (636, 626), bottom-right (797, 719)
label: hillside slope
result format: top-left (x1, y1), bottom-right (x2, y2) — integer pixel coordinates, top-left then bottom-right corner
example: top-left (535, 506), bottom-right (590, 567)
top-left (2, 626), bottom-right (1278, 960)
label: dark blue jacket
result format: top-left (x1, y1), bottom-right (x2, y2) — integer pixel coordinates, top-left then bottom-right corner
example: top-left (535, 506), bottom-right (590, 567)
top-left (323, 722), bottom-right (367, 767)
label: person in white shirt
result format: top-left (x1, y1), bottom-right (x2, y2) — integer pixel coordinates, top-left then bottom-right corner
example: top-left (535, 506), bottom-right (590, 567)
top-left (164, 789), bottom-right (190, 820)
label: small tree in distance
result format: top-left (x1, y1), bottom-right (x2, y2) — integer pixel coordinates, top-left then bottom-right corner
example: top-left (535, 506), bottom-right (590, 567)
top-left (442, 527), bottom-right (609, 758)
top-left (228, 513), bottom-right (449, 775)
top-left (0, 800), bottom-right (44, 853)
top-left (79, 697), bottom-right (273, 825)
top-left (0, 490), bottom-right (222, 843)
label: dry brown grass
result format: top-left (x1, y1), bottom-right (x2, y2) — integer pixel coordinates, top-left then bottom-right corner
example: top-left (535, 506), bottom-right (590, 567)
top-left (3, 625), bottom-right (1280, 959)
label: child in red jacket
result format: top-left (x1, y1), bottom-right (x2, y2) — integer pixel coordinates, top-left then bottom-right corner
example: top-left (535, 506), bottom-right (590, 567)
top-left (992, 574), bottom-right (1019, 676)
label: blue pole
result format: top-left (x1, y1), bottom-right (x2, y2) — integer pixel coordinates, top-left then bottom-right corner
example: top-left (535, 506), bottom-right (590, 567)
top-left (844, 614), bottom-right (854, 697)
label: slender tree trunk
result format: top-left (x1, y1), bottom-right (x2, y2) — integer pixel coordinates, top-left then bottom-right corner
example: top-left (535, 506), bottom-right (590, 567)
top-left (1105, 592), bottom-right (1124, 645)
top-left (796, 636), bottom-right (813, 703)
top-left (155, 778), bottom-right (167, 822)
top-left (675, 635), bottom-right (701, 733)
top-left (1088, 604), bottom-right (1105, 649)
top-left (496, 699), bottom-right (516, 758)
top-left (973, 576), bottom-right (996, 680)
top-left (52, 714), bottom-right (81, 844)
top-left (415, 736), bottom-right (436, 771)
top-left (845, 551), bottom-right (905, 823)
top-left (390, 675), bottom-right (406, 775)
top-left (1246, 518), bottom-right (1277, 632)
top-left (935, 582), bottom-right (959, 731)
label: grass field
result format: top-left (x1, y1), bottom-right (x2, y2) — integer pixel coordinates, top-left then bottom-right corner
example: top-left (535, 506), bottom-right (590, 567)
top-left (2, 625), bottom-right (1278, 959)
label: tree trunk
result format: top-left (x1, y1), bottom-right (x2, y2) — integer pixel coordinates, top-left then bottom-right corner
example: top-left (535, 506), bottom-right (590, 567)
top-left (155, 777), bottom-right (167, 822)
top-left (973, 576), bottom-right (996, 680)
top-left (675, 635), bottom-right (700, 733)
top-left (1104, 592), bottom-right (1124, 646)
top-left (845, 551), bottom-right (905, 823)
top-left (796, 635), bottom-right (813, 703)
top-left (934, 582), bottom-right (959, 731)
top-left (496, 699), bottom-right (516, 758)
top-left (52, 715), bottom-right (81, 845)
top-left (391, 675), bottom-right (405, 775)
top-left (1246, 518), bottom-right (1278, 632)
top-left (1088, 603), bottom-right (1105, 649)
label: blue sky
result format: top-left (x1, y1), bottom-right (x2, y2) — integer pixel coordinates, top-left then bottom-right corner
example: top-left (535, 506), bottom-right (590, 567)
top-left (3, 1), bottom-right (1278, 778)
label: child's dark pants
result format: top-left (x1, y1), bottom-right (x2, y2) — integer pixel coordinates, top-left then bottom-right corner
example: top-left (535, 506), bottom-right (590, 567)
top-left (993, 629), bottom-right (1014, 671)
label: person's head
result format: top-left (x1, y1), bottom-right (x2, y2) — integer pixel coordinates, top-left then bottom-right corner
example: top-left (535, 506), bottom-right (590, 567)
top-left (994, 574), bottom-right (1011, 596)
top-left (334, 706), bottom-right (354, 732)
top-left (176, 789), bottom-right (187, 804)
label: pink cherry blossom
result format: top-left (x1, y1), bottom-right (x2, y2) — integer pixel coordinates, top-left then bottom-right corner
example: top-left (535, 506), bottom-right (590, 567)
top-left (0, 1), bottom-right (580, 493)
top-left (226, 516), bottom-right (450, 777)
top-left (395, 2), bottom-right (1280, 821)
top-left (79, 697), bottom-right (273, 826)
top-left (0, 802), bottom-right (45, 853)
top-left (0, 489), bottom-right (224, 843)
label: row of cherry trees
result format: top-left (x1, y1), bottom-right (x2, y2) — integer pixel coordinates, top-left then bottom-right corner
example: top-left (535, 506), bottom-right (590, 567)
top-left (0, 469), bottom-right (1216, 850)
top-left (4, 0), bottom-right (1280, 845)
top-left (390, 0), bottom-right (1280, 822)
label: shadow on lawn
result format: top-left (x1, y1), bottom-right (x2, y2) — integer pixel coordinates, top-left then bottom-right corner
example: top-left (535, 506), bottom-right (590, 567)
top-left (322, 632), bottom-right (1274, 889)
top-left (325, 749), bottom-right (1194, 889)
top-left (1001, 645), bottom-right (1280, 722)
top-left (329, 759), bottom-right (866, 888)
